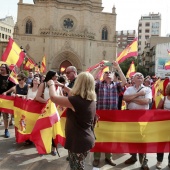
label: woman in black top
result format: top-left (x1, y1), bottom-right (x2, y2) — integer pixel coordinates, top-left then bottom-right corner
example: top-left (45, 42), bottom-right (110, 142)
top-left (47, 72), bottom-right (96, 170)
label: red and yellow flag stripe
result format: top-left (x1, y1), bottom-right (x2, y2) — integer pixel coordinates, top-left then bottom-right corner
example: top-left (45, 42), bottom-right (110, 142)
top-left (1, 38), bottom-right (25, 67)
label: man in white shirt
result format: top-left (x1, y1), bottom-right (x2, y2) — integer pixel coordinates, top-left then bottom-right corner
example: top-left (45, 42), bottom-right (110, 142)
top-left (123, 72), bottom-right (152, 170)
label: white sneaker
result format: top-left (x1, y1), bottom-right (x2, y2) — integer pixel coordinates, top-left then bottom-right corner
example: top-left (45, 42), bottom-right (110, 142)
top-left (156, 162), bottom-right (162, 169)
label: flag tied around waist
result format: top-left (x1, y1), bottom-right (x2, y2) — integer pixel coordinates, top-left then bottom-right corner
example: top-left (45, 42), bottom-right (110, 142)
top-left (1, 95), bottom-right (170, 153)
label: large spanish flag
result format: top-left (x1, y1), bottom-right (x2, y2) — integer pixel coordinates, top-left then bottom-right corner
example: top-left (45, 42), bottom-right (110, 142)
top-left (2, 95), bottom-right (170, 153)
top-left (126, 61), bottom-right (136, 78)
top-left (53, 109), bottom-right (170, 153)
top-left (116, 38), bottom-right (138, 64)
top-left (40, 56), bottom-right (46, 73)
top-left (1, 38), bottom-right (25, 67)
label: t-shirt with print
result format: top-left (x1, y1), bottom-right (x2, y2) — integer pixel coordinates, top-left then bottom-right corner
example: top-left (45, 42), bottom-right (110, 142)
top-left (0, 74), bottom-right (15, 95)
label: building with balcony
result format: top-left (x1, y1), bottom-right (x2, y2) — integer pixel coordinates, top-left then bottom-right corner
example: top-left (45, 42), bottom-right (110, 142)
top-left (0, 16), bottom-right (15, 42)
top-left (116, 30), bottom-right (136, 49)
top-left (138, 13), bottom-right (161, 55)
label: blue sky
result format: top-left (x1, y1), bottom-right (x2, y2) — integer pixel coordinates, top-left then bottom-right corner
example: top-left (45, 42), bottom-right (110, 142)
top-left (1, 0), bottom-right (170, 36)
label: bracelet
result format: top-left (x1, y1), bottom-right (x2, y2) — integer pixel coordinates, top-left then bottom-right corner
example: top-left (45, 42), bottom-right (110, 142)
top-left (49, 83), bottom-right (54, 87)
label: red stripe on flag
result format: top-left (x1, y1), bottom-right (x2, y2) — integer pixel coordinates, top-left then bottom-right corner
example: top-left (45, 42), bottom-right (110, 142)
top-left (91, 142), bottom-right (170, 153)
top-left (14, 97), bottom-right (46, 114)
top-left (96, 110), bottom-right (170, 122)
top-left (117, 51), bottom-right (138, 64)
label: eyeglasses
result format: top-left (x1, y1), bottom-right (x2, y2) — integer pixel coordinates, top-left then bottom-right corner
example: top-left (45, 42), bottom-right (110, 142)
top-left (17, 79), bottom-right (22, 81)
top-left (104, 71), bottom-right (112, 74)
top-left (66, 71), bottom-right (73, 74)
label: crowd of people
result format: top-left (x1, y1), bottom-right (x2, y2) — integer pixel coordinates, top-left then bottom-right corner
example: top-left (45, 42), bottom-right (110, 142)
top-left (0, 61), bottom-right (170, 170)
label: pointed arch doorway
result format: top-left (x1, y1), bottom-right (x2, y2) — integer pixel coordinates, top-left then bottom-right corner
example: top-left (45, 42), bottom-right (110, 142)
top-left (51, 51), bottom-right (82, 73)
top-left (60, 60), bottom-right (72, 73)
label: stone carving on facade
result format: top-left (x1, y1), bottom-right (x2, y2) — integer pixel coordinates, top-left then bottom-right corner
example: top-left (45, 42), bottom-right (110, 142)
top-left (39, 27), bottom-right (95, 40)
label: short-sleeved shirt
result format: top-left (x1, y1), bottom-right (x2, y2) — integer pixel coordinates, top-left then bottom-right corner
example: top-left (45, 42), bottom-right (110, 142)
top-left (64, 95), bottom-right (96, 153)
top-left (124, 84), bottom-right (152, 110)
top-left (95, 81), bottom-right (121, 110)
top-left (0, 74), bottom-right (15, 95)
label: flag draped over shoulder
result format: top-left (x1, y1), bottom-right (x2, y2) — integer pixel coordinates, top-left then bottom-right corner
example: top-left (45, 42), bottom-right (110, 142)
top-left (116, 38), bottom-right (138, 64)
top-left (40, 56), bottom-right (46, 73)
top-left (126, 61), bottom-right (136, 78)
top-left (165, 60), bottom-right (170, 70)
top-left (24, 58), bottom-right (35, 70)
top-left (1, 38), bottom-right (25, 67)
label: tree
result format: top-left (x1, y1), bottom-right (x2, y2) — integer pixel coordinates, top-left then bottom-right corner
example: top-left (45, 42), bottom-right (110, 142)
top-left (119, 57), bottom-right (149, 77)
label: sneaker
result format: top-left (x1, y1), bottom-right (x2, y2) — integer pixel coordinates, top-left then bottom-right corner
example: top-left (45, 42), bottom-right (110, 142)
top-left (4, 129), bottom-right (10, 138)
top-left (156, 162), bottom-right (162, 169)
top-left (141, 159), bottom-right (149, 170)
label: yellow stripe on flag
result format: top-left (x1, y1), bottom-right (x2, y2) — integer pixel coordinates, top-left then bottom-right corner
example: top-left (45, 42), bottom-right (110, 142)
top-left (95, 120), bottom-right (170, 143)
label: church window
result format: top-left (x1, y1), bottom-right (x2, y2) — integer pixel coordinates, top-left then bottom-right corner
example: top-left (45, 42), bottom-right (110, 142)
top-left (63, 18), bottom-right (74, 30)
top-left (25, 20), bottom-right (32, 34)
top-left (102, 27), bottom-right (108, 40)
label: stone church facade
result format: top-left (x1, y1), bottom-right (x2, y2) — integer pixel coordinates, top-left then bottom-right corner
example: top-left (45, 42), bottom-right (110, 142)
top-left (14, 0), bottom-right (117, 72)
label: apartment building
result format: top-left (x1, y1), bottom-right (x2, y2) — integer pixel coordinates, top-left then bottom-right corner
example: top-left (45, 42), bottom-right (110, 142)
top-left (116, 30), bottom-right (136, 49)
top-left (0, 16), bottom-right (15, 42)
top-left (138, 13), bottom-right (161, 55)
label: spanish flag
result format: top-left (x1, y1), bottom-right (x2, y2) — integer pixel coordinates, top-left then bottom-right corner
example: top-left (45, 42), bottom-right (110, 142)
top-left (2, 95), bottom-right (170, 153)
top-left (1, 38), bottom-right (25, 67)
top-left (86, 60), bottom-right (111, 72)
top-left (165, 60), bottom-right (170, 70)
top-left (8, 70), bottom-right (18, 84)
top-left (126, 61), bottom-right (136, 78)
top-left (40, 56), bottom-right (46, 73)
top-left (116, 38), bottom-right (138, 64)
top-left (86, 60), bottom-right (110, 80)
top-left (152, 78), bottom-right (170, 108)
top-left (24, 58), bottom-right (35, 70)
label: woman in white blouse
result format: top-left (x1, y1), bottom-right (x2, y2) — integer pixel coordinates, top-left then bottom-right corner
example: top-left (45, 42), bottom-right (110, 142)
top-left (35, 70), bottom-right (63, 156)
top-left (26, 76), bottom-right (40, 100)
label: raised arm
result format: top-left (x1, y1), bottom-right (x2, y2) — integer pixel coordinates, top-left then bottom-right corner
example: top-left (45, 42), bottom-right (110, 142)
top-left (113, 61), bottom-right (127, 86)
top-left (47, 80), bottom-right (74, 109)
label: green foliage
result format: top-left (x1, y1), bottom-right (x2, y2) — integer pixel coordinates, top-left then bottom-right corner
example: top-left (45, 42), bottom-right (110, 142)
top-left (119, 57), bottom-right (149, 77)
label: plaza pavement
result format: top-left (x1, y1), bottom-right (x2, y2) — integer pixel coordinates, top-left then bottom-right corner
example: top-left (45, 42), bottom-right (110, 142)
top-left (0, 122), bottom-right (170, 170)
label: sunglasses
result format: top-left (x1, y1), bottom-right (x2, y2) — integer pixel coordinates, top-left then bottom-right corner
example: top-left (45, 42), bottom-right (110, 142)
top-left (17, 79), bottom-right (22, 81)
top-left (104, 71), bottom-right (112, 74)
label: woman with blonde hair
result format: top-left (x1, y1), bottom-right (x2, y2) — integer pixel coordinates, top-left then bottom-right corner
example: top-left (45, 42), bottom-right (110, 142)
top-left (47, 72), bottom-right (96, 170)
